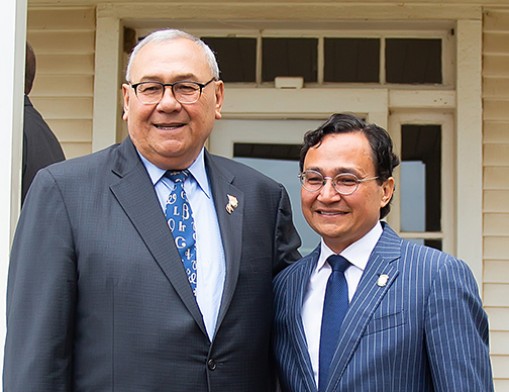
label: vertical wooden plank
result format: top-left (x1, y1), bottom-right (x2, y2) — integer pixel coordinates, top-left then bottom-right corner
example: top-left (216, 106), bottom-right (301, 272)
top-left (456, 18), bottom-right (483, 285)
top-left (93, 6), bottom-right (123, 152)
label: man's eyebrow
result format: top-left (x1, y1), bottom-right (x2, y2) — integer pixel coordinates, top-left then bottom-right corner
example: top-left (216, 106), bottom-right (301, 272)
top-left (134, 73), bottom-right (199, 83)
top-left (304, 166), bottom-right (361, 175)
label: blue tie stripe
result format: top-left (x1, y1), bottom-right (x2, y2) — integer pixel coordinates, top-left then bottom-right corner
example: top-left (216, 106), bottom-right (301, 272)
top-left (319, 255), bottom-right (350, 392)
top-left (164, 170), bottom-right (197, 295)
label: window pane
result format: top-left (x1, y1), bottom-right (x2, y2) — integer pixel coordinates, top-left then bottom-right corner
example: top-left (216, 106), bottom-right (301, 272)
top-left (401, 125), bottom-right (441, 232)
top-left (202, 37), bottom-right (256, 82)
top-left (324, 38), bottom-right (380, 82)
top-left (386, 38), bottom-right (442, 84)
top-left (262, 38), bottom-right (318, 82)
top-left (425, 239), bottom-right (442, 251)
top-left (234, 143), bottom-right (301, 160)
top-left (233, 142), bottom-right (319, 255)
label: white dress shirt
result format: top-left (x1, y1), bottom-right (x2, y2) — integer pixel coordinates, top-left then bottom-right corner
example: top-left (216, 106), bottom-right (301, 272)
top-left (301, 222), bottom-right (383, 386)
top-left (139, 148), bottom-right (226, 341)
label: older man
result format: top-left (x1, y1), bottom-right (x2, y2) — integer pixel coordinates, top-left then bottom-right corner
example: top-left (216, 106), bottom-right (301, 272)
top-left (4, 29), bottom-right (301, 391)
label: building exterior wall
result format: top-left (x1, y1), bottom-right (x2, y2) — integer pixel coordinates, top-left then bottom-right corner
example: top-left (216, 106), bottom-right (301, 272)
top-left (27, 7), bottom-right (95, 159)
top-left (484, 8), bottom-right (509, 390)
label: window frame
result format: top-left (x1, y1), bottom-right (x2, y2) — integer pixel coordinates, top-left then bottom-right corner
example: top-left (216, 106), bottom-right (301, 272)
top-left (178, 26), bottom-right (455, 87)
top-left (388, 111), bottom-right (455, 253)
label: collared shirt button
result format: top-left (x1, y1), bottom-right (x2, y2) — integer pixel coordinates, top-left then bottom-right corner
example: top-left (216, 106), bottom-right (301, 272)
top-left (207, 359), bottom-right (217, 370)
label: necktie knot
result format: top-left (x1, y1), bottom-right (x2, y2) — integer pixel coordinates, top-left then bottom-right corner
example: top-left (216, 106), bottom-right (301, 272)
top-left (327, 255), bottom-right (350, 273)
top-left (165, 170), bottom-right (189, 184)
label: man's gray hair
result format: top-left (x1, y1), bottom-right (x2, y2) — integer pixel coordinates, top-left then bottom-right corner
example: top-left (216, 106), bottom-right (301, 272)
top-left (125, 29), bottom-right (220, 83)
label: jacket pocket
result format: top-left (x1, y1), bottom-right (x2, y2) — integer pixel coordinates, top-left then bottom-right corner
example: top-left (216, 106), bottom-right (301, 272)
top-left (364, 310), bottom-right (405, 335)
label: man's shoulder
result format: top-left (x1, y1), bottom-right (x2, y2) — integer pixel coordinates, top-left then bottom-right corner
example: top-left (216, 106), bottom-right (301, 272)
top-left (274, 248), bottom-right (319, 285)
top-left (384, 229), bottom-right (467, 274)
top-left (23, 102), bottom-right (50, 133)
top-left (399, 237), bottom-right (457, 263)
top-left (38, 142), bottom-right (126, 185)
top-left (375, 223), bottom-right (466, 272)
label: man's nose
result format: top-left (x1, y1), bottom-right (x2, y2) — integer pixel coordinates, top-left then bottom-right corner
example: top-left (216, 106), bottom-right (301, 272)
top-left (318, 178), bottom-right (341, 200)
top-left (157, 86), bottom-right (181, 109)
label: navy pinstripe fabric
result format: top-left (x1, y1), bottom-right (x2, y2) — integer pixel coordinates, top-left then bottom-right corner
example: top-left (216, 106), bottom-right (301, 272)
top-left (273, 223), bottom-right (493, 392)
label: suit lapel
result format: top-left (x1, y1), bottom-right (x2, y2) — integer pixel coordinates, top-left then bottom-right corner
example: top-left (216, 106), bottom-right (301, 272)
top-left (109, 138), bottom-right (206, 335)
top-left (290, 248), bottom-right (321, 392)
top-left (325, 224), bottom-right (401, 391)
top-left (204, 153), bottom-right (244, 332)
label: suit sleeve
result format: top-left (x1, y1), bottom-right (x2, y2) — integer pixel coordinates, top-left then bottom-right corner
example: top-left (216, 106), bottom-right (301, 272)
top-left (272, 184), bottom-right (301, 275)
top-left (424, 257), bottom-right (494, 391)
top-left (4, 169), bottom-right (76, 391)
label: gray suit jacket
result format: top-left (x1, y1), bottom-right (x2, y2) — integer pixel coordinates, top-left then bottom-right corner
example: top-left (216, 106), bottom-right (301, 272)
top-left (4, 137), bottom-right (301, 391)
top-left (273, 223), bottom-right (493, 392)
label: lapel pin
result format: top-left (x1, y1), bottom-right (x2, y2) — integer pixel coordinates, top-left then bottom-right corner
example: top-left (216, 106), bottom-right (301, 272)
top-left (225, 194), bottom-right (238, 214)
top-left (377, 274), bottom-right (389, 287)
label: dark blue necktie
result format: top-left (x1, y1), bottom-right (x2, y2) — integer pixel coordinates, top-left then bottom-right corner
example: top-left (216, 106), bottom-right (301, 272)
top-left (318, 255), bottom-right (350, 391)
top-left (164, 170), bottom-right (197, 295)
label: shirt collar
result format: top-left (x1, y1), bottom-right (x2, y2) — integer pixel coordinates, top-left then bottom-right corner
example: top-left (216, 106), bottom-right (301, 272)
top-left (317, 221), bottom-right (383, 272)
top-left (138, 148), bottom-right (211, 198)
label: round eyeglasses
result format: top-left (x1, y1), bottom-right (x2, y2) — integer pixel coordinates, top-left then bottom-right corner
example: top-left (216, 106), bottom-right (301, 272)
top-left (130, 78), bottom-right (216, 105)
top-left (299, 170), bottom-right (379, 196)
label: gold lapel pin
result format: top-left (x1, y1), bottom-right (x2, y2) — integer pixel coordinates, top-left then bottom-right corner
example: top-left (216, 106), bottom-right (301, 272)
top-left (226, 194), bottom-right (238, 214)
top-left (377, 274), bottom-right (389, 287)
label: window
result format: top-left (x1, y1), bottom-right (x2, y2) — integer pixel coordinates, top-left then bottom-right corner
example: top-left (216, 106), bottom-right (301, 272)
top-left (400, 125), bottom-right (442, 250)
top-left (389, 113), bottom-right (454, 253)
top-left (198, 34), bottom-right (447, 86)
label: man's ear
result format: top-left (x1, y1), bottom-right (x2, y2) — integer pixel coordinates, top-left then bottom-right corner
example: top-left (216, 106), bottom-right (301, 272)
top-left (121, 84), bottom-right (130, 121)
top-left (380, 177), bottom-right (395, 207)
top-left (214, 81), bottom-right (225, 120)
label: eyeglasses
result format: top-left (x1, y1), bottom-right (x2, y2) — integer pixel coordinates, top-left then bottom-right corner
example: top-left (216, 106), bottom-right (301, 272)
top-left (299, 170), bottom-right (379, 195)
top-left (130, 78), bottom-right (216, 105)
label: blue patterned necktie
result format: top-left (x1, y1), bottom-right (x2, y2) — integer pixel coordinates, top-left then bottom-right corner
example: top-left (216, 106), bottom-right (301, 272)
top-left (164, 170), bottom-right (197, 295)
top-left (318, 255), bottom-right (350, 392)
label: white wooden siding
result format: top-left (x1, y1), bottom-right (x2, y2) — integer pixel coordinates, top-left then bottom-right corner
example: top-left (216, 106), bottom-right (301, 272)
top-left (27, 7), bottom-right (95, 159)
top-left (484, 8), bottom-right (509, 389)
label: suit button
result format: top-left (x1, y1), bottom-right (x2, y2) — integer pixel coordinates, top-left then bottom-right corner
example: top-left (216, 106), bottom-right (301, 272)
top-left (207, 359), bottom-right (217, 370)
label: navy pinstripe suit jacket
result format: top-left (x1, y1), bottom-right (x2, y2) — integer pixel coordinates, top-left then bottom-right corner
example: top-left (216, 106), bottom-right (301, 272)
top-left (273, 223), bottom-right (493, 392)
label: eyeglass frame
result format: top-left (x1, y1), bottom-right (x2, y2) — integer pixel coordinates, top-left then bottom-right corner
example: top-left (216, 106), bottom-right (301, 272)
top-left (129, 78), bottom-right (217, 105)
top-left (298, 169), bottom-right (379, 196)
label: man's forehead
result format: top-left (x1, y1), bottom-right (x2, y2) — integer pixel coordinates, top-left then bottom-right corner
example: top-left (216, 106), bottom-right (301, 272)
top-left (129, 41), bottom-right (207, 82)
top-left (306, 134), bottom-right (375, 168)
top-left (136, 38), bottom-right (198, 59)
